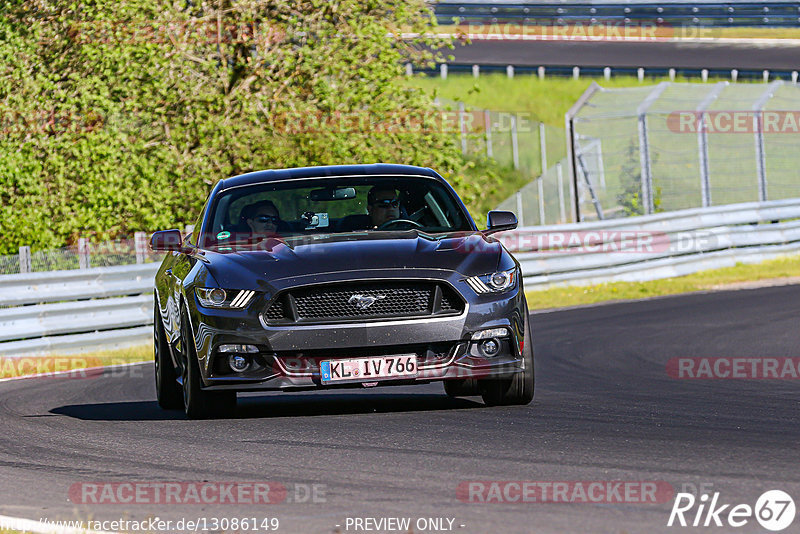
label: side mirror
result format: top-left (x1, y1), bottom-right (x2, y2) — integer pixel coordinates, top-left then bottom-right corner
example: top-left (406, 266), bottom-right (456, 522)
top-left (150, 229), bottom-right (184, 252)
top-left (484, 210), bottom-right (518, 235)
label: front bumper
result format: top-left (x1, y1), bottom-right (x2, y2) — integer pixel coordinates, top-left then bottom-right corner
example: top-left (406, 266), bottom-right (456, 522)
top-left (188, 268), bottom-right (528, 391)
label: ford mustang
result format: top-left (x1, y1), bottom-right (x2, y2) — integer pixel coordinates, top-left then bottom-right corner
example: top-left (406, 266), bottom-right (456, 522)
top-left (151, 164), bottom-right (534, 418)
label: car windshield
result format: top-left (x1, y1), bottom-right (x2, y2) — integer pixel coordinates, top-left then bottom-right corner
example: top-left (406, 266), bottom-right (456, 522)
top-left (201, 175), bottom-right (474, 249)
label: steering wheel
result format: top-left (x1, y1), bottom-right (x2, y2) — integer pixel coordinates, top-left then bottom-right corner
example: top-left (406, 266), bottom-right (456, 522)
top-left (377, 218), bottom-right (423, 230)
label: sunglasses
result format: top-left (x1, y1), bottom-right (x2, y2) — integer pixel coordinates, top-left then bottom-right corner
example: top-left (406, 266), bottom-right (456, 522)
top-left (253, 215), bottom-right (279, 224)
top-left (372, 199), bottom-right (400, 209)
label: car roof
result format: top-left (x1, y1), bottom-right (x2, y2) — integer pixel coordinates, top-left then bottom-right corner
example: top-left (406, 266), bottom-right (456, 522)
top-left (219, 164), bottom-right (443, 191)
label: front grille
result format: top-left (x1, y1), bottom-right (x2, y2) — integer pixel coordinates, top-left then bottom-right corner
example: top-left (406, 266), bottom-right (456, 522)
top-left (264, 281), bottom-right (464, 324)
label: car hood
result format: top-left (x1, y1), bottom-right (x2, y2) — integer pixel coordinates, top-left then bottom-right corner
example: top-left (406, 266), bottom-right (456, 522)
top-left (203, 231), bottom-right (504, 289)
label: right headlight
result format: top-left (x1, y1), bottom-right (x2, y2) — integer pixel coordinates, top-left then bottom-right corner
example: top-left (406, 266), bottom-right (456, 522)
top-left (465, 267), bottom-right (517, 294)
top-left (195, 287), bottom-right (256, 309)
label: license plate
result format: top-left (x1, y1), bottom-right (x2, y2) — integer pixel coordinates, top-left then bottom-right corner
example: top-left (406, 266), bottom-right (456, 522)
top-left (320, 354), bottom-right (418, 384)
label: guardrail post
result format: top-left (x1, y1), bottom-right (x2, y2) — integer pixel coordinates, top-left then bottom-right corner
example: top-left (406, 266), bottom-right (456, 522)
top-left (484, 110), bottom-right (493, 159)
top-left (19, 246), bottom-right (31, 273)
top-left (440, 64), bottom-right (447, 79)
top-left (78, 238), bottom-right (90, 269)
top-left (515, 191), bottom-right (524, 227)
top-left (506, 65), bottom-right (514, 79)
top-left (537, 66), bottom-right (545, 80)
top-left (458, 102), bottom-right (467, 155)
top-left (511, 115), bottom-right (519, 170)
top-left (405, 63), bottom-right (413, 76)
top-left (472, 64), bottom-right (479, 78)
top-left (134, 232), bottom-right (147, 264)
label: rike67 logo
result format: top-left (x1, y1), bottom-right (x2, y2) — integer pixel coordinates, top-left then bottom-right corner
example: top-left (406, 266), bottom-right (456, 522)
top-left (668, 490), bottom-right (796, 531)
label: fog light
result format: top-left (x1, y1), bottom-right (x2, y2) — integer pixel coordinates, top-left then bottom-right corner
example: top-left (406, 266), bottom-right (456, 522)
top-left (228, 354), bottom-right (250, 373)
top-left (481, 338), bottom-right (500, 357)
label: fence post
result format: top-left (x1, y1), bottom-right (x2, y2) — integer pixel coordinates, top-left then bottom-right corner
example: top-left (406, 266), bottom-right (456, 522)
top-left (637, 115), bottom-right (655, 215)
top-left (78, 238), bottom-right (90, 269)
top-left (19, 246), bottom-right (31, 273)
top-left (134, 232), bottom-right (147, 264)
top-left (753, 81), bottom-right (783, 202)
top-left (566, 82), bottom-right (602, 223)
top-left (538, 178), bottom-right (546, 225)
top-left (556, 162), bottom-right (567, 224)
top-left (484, 110), bottom-right (493, 159)
top-left (636, 82), bottom-right (670, 215)
top-left (510, 115), bottom-right (519, 170)
top-left (539, 122), bottom-right (548, 175)
top-left (515, 191), bottom-right (524, 227)
top-left (696, 82), bottom-right (728, 208)
top-left (458, 102), bottom-right (468, 155)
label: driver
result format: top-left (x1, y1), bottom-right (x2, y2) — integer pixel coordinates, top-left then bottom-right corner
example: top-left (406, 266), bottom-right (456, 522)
top-left (367, 187), bottom-right (400, 228)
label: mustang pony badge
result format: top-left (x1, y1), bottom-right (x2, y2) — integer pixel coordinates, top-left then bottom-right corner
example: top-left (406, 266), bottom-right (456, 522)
top-left (348, 294), bottom-right (386, 310)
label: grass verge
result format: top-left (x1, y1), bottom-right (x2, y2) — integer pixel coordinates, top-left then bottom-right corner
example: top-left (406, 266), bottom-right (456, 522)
top-left (407, 73), bottom-right (752, 127)
top-left (525, 254), bottom-right (800, 310)
top-left (0, 345), bottom-right (150, 379)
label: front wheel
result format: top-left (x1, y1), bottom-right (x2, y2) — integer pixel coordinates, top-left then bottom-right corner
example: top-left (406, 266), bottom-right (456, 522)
top-left (443, 378), bottom-right (479, 398)
top-left (154, 304), bottom-right (182, 410)
top-left (480, 312), bottom-right (535, 406)
top-left (181, 310), bottom-right (236, 419)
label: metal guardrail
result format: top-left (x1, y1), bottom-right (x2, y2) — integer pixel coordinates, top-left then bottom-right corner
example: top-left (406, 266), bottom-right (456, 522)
top-left (0, 263), bottom-right (159, 307)
top-left (3, 199), bottom-right (800, 354)
top-left (0, 263), bottom-right (159, 357)
top-left (434, 2), bottom-right (800, 27)
top-left (498, 198), bottom-right (800, 288)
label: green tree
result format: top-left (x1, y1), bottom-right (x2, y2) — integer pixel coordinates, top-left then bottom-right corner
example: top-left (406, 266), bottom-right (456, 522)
top-left (0, 0), bottom-right (475, 253)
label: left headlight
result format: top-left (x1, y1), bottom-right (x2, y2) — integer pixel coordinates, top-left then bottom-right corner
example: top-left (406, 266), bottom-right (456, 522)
top-left (195, 288), bottom-right (256, 309)
top-left (465, 267), bottom-right (517, 294)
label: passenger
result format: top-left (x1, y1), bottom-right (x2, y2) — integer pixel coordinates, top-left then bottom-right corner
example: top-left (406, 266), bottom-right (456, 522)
top-left (240, 200), bottom-right (282, 239)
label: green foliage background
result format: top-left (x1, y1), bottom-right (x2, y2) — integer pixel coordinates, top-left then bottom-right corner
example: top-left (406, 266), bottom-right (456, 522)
top-left (0, 0), bottom-right (503, 253)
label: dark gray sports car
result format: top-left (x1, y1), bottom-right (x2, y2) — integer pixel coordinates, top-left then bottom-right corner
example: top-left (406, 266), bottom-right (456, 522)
top-left (151, 164), bottom-right (534, 418)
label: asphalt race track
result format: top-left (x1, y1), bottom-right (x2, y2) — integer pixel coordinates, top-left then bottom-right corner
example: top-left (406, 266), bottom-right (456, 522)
top-left (1, 286), bottom-right (798, 533)
top-left (449, 40), bottom-right (800, 71)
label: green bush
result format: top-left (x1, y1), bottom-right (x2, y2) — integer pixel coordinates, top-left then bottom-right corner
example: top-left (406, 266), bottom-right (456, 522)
top-left (0, 0), bottom-right (510, 253)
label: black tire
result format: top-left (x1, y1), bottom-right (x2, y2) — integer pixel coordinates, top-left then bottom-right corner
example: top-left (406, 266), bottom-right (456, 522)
top-left (180, 309), bottom-right (237, 419)
top-left (154, 304), bottom-right (182, 410)
top-left (480, 311), bottom-right (535, 407)
top-left (443, 378), bottom-right (479, 397)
